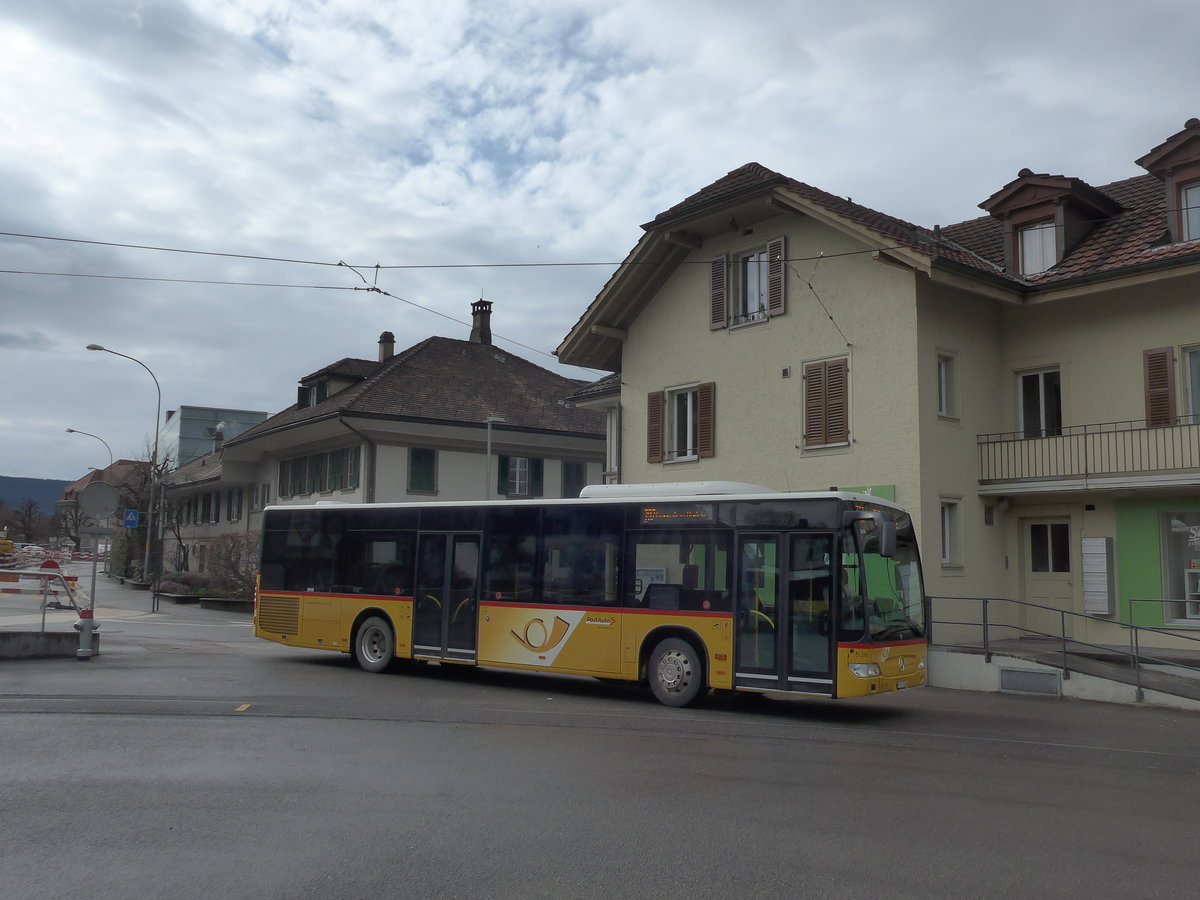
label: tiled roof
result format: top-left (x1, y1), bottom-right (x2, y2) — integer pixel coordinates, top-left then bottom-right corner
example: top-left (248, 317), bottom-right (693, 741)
top-left (59, 460), bottom-right (147, 502)
top-left (301, 357), bottom-right (381, 382)
top-left (565, 372), bottom-right (621, 403)
top-left (229, 336), bottom-right (604, 445)
top-left (646, 162), bottom-right (1200, 291)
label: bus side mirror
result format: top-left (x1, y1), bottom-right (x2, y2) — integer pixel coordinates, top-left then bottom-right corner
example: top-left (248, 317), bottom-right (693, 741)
top-left (842, 510), bottom-right (897, 558)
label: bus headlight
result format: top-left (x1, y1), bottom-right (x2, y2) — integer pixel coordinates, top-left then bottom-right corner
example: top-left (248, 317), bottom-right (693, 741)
top-left (848, 663), bottom-right (881, 678)
top-left (917, 658), bottom-right (926, 670)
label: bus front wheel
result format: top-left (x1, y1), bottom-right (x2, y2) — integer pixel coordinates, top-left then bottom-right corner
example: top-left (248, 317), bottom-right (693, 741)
top-left (648, 638), bottom-right (705, 707)
top-left (354, 616), bottom-right (395, 673)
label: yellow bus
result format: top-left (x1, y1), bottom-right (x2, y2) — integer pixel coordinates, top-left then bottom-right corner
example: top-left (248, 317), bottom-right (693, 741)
top-left (254, 483), bottom-right (927, 706)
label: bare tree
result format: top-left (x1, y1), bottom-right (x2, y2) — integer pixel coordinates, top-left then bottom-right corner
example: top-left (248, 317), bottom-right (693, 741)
top-left (159, 489), bottom-right (195, 573)
top-left (206, 531), bottom-right (260, 600)
top-left (16, 499), bottom-right (41, 542)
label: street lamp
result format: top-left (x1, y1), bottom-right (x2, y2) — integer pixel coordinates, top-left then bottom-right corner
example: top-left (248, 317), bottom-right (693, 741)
top-left (484, 416), bottom-right (507, 499)
top-left (87, 344), bottom-right (161, 584)
top-left (66, 428), bottom-right (114, 470)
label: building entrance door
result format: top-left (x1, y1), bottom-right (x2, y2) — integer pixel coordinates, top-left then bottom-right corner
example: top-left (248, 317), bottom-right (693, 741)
top-left (1021, 518), bottom-right (1074, 639)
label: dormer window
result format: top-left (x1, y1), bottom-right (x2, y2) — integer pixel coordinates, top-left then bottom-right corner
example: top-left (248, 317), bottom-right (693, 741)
top-left (1182, 182), bottom-right (1200, 241)
top-left (1018, 220), bottom-right (1056, 275)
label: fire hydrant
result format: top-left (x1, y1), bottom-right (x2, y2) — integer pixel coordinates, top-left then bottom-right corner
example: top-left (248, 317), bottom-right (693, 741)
top-left (74, 608), bottom-right (99, 660)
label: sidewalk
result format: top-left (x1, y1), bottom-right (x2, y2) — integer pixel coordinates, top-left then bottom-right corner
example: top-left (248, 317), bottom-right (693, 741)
top-left (0, 561), bottom-right (156, 632)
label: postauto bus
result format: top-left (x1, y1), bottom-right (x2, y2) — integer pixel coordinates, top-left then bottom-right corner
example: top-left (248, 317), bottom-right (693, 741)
top-left (255, 483), bottom-right (927, 706)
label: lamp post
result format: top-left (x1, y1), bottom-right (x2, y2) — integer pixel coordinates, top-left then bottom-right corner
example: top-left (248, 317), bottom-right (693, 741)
top-left (87, 344), bottom-right (161, 585)
top-left (66, 428), bottom-right (114, 470)
top-left (484, 416), bottom-right (506, 499)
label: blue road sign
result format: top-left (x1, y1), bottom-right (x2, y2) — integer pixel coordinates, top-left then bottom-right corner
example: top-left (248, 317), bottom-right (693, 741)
top-left (123, 509), bottom-right (141, 528)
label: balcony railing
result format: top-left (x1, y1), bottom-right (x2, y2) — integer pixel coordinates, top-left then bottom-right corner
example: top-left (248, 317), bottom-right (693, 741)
top-left (979, 416), bottom-right (1200, 484)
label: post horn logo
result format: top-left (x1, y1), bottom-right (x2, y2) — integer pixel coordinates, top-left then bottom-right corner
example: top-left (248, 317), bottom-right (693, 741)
top-left (512, 615), bottom-right (571, 653)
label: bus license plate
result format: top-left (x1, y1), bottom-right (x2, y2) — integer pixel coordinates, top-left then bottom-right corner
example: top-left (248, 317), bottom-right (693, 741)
top-left (896, 680), bottom-right (907, 690)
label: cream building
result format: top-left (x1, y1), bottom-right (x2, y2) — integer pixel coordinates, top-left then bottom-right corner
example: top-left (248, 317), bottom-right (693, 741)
top-left (559, 120), bottom-right (1200, 648)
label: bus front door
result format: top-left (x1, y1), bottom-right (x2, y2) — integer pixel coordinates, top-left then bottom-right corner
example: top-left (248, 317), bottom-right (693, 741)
top-left (734, 533), bottom-right (834, 696)
top-left (413, 533), bottom-right (481, 662)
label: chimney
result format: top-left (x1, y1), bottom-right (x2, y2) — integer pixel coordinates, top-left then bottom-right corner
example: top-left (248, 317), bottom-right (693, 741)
top-left (470, 299), bottom-right (493, 345)
top-left (212, 422), bottom-right (226, 452)
top-left (378, 330), bottom-right (395, 361)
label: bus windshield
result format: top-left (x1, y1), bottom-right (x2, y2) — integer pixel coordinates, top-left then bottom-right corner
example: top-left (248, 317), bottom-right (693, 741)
top-left (839, 521), bottom-right (925, 643)
top-left (867, 529), bottom-right (925, 641)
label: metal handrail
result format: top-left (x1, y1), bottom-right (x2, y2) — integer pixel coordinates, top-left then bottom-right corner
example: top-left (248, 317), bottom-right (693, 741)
top-left (930, 595), bottom-right (1200, 701)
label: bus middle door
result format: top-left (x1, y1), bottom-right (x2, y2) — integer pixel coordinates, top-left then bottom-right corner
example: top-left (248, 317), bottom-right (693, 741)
top-left (734, 532), bottom-right (835, 696)
top-left (413, 532), bottom-right (481, 662)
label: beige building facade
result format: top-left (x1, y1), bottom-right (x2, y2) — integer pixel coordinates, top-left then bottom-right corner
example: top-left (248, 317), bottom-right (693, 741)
top-left (560, 121), bottom-right (1200, 647)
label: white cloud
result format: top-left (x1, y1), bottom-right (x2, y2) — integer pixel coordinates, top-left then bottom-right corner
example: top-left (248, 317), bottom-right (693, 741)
top-left (2, 0), bottom-right (1199, 480)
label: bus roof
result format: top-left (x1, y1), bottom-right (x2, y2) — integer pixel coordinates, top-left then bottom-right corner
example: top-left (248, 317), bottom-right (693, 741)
top-left (263, 483), bottom-right (907, 515)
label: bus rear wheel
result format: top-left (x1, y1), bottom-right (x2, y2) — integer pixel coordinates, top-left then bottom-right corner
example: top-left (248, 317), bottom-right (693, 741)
top-left (354, 616), bottom-right (395, 673)
top-left (648, 638), bottom-right (705, 707)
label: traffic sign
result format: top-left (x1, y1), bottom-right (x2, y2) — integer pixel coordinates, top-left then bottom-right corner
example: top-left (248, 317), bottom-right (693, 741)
top-left (122, 509), bottom-right (141, 528)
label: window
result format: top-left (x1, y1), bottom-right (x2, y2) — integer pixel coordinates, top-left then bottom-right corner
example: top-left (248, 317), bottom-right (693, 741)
top-left (1019, 368), bottom-right (1062, 438)
top-left (289, 459), bottom-right (303, 496)
top-left (735, 247), bottom-right (769, 325)
top-left (647, 384), bottom-right (715, 463)
top-left (408, 448), bottom-right (437, 493)
top-left (803, 358), bottom-right (849, 448)
top-left (562, 461), bottom-right (586, 499)
top-left (937, 352), bottom-right (956, 417)
top-left (227, 488), bottom-right (242, 522)
top-left (1183, 182), bottom-right (1200, 242)
top-left (261, 483), bottom-right (271, 506)
top-left (670, 387), bottom-right (698, 460)
top-left (709, 237), bottom-right (785, 329)
top-left (497, 456), bottom-right (543, 497)
top-left (1186, 346), bottom-right (1200, 423)
top-left (1029, 522), bottom-right (1070, 573)
top-left (249, 484), bottom-right (260, 511)
top-left (940, 499), bottom-right (960, 567)
top-left (1018, 220), bottom-right (1056, 275)
top-left (1160, 512), bottom-right (1200, 621)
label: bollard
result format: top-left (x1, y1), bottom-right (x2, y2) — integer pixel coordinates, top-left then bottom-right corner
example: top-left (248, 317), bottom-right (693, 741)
top-left (74, 608), bottom-right (100, 660)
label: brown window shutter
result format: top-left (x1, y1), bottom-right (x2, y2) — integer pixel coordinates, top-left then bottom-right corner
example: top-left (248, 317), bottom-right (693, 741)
top-left (803, 362), bottom-right (826, 447)
top-left (766, 236), bottom-right (786, 317)
top-left (803, 359), bottom-right (850, 447)
top-left (697, 382), bottom-right (716, 458)
top-left (1144, 347), bottom-right (1176, 426)
top-left (709, 258), bottom-right (727, 330)
top-left (647, 391), bottom-right (664, 463)
top-left (825, 358), bottom-right (849, 443)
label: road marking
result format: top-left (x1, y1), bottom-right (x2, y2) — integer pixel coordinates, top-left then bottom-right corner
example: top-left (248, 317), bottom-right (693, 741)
top-left (235, 704), bottom-right (251, 712)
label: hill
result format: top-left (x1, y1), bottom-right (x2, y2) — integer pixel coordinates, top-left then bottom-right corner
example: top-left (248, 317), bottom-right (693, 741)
top-left (0, 475), bottom-right (71, 512)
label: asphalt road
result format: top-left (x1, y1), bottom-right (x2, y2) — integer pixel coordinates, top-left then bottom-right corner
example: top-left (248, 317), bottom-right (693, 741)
top-left (2, 565), bottom-right (1198, 899)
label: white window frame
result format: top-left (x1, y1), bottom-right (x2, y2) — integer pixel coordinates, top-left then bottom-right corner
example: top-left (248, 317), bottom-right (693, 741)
top-left (1018, 367), bottom-right (1062, 438)
top-left (940, 498), bottom-right (961, 568)
top-left (734, 247), bottom-right (769, 326)
top-left (1183, 182), bottom-right (1200, 242)
top-left (666, 386), bottom-right (699, 461)
top-left (509, 456), bottom-right (530, 496)
top-left (1185, 345), bottom-right (1200, 423)
top-left (1018, 220), bottom-right (1056, 275)
top-left (937, 351), bottom-right (957, 418)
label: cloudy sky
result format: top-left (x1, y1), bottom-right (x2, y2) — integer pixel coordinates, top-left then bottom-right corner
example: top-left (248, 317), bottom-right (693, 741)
top-left (2, 0), bottom-right (1198, 484)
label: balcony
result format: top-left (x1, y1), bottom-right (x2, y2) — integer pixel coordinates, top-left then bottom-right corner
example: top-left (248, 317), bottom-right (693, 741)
top-left (979, 416), bottom-right (1200, 489)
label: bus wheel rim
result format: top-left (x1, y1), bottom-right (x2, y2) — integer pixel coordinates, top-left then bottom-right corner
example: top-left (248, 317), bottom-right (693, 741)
top-left (658, 649), bottom-right (691, 692)
top-left (362, 627), bottom-right (384, 662)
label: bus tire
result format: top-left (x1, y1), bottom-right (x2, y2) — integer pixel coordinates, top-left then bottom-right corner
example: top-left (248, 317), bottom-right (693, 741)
top-left (648, 638), bottom-right (705, 707)
top-left (354, 616), bottom-right (395, 673)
